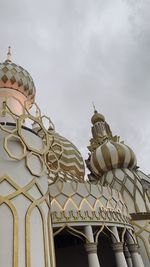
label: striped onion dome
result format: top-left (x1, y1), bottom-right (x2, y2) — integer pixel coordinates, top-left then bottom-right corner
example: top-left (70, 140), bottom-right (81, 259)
top-left (0, 59), bottom-right (36, 106)
top-left (52, 133), bottom-right (85, 180)
top-left (90, 140), bottom-right (137, 176)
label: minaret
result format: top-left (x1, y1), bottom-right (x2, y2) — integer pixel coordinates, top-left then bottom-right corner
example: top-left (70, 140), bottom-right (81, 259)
top-left (87, 109), bottom-right (150, 267)
top-left (0, 51), bottom-right (55, 267)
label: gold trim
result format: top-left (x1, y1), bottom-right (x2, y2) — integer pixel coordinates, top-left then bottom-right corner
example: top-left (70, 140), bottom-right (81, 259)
top-left (0, 196), bottom-right (19, 267)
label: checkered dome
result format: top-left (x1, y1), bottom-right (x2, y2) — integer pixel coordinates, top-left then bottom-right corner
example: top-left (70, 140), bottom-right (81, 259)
top-left (0, 61), bottom-right (36, 104)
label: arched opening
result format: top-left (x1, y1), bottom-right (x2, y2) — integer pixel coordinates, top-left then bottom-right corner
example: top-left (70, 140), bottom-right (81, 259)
top-left (97, 229), bottom-right (116, 267)
top-left (54, 229), bottom-right (88, 267)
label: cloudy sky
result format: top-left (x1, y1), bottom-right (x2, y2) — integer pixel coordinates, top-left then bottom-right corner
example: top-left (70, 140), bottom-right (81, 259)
top-left (0, 0), bottom-right (150, 173)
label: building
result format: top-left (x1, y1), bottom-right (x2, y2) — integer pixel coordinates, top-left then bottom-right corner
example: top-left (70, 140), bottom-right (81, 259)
top-left (0, 48), bottom-right (149, 267)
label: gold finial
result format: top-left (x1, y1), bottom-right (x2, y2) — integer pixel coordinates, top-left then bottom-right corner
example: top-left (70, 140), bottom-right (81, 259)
top-left (5, 46), bottom-right (12, 63)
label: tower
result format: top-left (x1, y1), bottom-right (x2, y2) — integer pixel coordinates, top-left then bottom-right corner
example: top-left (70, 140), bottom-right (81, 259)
top-left (88, 109), bottom-right (150, 267)
top-left (0, 48), bottom-right (55, 267)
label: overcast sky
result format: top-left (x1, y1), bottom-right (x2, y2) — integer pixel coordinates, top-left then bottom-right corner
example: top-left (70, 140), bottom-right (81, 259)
top-left (0, 0), bottom-right (150, 173)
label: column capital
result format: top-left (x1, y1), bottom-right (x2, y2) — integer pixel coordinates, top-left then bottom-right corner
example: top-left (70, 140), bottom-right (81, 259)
top-left (85, 242), bottom-right (98, 254)
top-left (128, 244), bottom-right (138, 253)
top-left (112, 242), bottom-right (124, 252)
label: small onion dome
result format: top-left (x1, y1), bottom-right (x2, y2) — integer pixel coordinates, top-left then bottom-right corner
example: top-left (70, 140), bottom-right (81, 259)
top-left (90, 140), bottom-right (137, 176)
top-left (91, 110), bottom-right (105, 125)
top-left (0, 61), bottom-right (36, 106)
top-left (50, 132), bottom-right (85, 180)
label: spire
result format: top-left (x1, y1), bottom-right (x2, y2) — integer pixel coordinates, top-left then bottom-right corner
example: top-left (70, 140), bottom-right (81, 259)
top-left (5, 46), bottom-right (12, 63)
top-left (92, 101), bottom-right (97, 113)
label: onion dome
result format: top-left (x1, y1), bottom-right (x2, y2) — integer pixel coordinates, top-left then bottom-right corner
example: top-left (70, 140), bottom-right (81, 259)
top-left (91, 110), bottom-right (105, 124)
top-left (0, 47), bottom-right (36, 107)
top-left (49, 132), bottom-right (85, 180)
top-left (90, 140), bottom-right (137, 176)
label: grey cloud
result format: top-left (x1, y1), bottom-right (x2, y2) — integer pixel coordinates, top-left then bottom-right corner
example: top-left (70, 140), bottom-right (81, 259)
top-left (0, 0), bottom-right (150, 173)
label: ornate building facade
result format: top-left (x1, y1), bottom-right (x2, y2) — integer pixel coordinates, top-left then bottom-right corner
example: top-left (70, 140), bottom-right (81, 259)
top-left (0, 49), bottom-right (149, 267)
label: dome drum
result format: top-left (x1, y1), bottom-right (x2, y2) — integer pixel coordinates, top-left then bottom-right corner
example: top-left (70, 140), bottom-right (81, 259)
top-left (50, 179), bottom-right (131, 226)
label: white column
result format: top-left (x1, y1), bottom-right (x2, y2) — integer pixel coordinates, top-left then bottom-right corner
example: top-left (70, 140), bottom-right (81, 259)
top-left (112, 243), bottom-right (128, 267)
top-left (128, 244), bottom-right (145, 267)
top-left (124, 245), bottom-right (133, 267)
top-left (126, 231), bottom-right (145, 267)
top-left (111, 227), bottom-right (128, 267)
top-left (84, 225), bottom-right (100, 267)
top-left (138, 252), bottom-right (146, 267)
